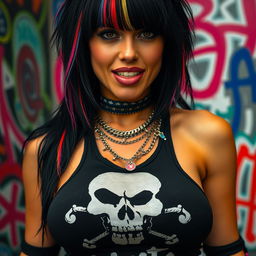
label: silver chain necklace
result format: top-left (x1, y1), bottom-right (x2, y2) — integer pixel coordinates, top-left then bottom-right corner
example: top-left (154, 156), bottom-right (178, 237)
top-left (95, 118), bottom-right (159, 145)
top-left (96, 111), bottom-right (155, 139)
top-left (95, 125), bottom-right (150, 145)
top-left (94, 118), bottom-right (166, 171)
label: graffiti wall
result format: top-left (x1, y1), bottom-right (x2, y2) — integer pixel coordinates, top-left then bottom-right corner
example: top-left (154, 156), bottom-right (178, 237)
top-left (0, 0), bottom-right (51, 255)
top-left (0, 0), bottom-right (255, 255)
top-left (189, 0), bottom-right (256, 251)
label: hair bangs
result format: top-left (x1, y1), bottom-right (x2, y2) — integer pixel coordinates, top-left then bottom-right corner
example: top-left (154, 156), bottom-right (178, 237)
top-left (92, 0), bottom-right (166, 33)
top-left (127, 0), bottom-right (166, 32)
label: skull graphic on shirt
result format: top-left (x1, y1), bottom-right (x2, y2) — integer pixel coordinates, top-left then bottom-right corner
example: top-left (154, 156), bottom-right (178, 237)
top-left (87, 172), bottom-right (163, 245)
top-left (65, 172), bottom-right (191, 248)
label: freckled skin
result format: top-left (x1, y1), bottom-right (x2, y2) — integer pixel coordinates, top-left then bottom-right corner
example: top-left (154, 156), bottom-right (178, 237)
top-left (89, 28), bottom-right (164, 102)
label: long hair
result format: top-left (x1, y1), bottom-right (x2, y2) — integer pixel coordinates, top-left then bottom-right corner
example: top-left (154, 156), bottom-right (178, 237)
top-left (23, 0), bottom-right (195, 240)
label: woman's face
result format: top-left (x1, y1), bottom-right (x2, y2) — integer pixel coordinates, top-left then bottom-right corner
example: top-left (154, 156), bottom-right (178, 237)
top-left (89, 28), bottom-right (164, 102)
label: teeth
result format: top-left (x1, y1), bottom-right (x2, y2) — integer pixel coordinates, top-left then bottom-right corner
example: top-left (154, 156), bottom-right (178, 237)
top-left (127, 226), bottom-right (135, 231)
top-left (135, 225), bottom-right (142, 231)
top-left (117, 72), bottom-right (140, 77)
top-left (111, 225), bottom-right (143, 233)
top-left (112, 226), bottom-right (118, 232)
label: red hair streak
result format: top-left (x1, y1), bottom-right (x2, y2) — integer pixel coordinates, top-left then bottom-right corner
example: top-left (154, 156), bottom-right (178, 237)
top-left (57, 130), bottom-right (67, 176)
top-left (64, 13), bottom-right (83, 129)
top-left (110, 0), bottom-right (119, 29)
top-left (79, 88), bottom-right (90, 127)
top-left (65, 12), bottom-right (83, 78)
top-left (103, 0), bottom-right (107, 25)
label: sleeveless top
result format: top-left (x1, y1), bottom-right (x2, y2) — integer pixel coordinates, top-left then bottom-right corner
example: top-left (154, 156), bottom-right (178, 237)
top-left (47, 114), bottom-right (213, 256)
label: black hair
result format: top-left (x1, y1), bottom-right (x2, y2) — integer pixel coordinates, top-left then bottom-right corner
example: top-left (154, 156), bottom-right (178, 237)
top-left (23, 0), bottom-right (195, 241)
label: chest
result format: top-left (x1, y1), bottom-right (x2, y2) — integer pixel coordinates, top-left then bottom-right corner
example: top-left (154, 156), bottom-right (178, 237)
top-left (48, 147), bottom-right (212, 255)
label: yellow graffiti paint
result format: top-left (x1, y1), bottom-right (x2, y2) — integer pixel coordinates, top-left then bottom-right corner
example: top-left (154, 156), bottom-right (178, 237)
top-left (0, 2), bottom-right (12, 43)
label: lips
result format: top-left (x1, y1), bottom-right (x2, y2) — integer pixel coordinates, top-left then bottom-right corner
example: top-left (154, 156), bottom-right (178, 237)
top-left (112, 67), bottom-right (145, 86)
top-left (113, 67), bottom-right (145, 72)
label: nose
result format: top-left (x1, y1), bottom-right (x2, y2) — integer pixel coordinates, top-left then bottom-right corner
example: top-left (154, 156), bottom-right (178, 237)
top-left (118, 37), bottom-right (138, 62)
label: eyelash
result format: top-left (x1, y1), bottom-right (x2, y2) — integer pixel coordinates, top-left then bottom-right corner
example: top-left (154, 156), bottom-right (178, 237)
top-left (97, 30), bottom-right (118, 40)
top-left (139, 32), bottom-right (156, 40)
top-left (97, 30), bottom-right (156, 41)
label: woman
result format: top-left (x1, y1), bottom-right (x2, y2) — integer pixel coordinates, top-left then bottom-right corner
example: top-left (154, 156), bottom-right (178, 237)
top-left (21, 0), bottom-right (247, 255)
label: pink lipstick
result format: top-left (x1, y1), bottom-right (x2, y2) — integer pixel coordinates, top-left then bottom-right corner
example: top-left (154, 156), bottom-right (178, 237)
top-left (112, 67), bottom-right (145, 86)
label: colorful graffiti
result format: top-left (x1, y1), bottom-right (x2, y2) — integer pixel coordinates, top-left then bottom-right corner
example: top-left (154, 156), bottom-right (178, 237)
top-left (188, 0), bottom-right (256, 251)
top-left (236, 134), bottom-right (256, 247)
top-left (0, 0), bottom-right (255, 255)
top-left (0, 1), bottom-right (51, 255)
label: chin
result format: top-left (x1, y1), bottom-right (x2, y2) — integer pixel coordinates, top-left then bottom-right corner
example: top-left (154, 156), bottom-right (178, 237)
top-left (114, 94), bottom-right (145, 102)
top-left (109, 88), bottom-right (150, 102)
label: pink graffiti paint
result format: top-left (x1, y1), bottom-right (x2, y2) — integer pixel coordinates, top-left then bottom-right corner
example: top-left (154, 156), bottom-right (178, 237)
top-left (190, 0), bottom-right (226, 99)
top-left (17, 45), bottom-right (44, 122)
top-left (0, 162), bottom-right (24, 247)
top-left (188, 0), bottom-right (256, 100)
top-left (237, 144), bottom-right (256, 243)
top-left (0, 46), bottom-right (25, 163)
top-left (0, 182), bottom-right (24, 247)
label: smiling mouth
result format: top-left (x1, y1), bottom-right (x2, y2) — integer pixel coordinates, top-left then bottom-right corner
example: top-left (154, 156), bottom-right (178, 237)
top-left (111, 68), bottom-right (145, 85)
top-left (115, 72), bottom-right (143, 78)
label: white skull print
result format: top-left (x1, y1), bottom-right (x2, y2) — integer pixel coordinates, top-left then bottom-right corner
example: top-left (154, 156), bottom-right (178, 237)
top-left (64, 172), bottom-right (192, 248)
top-left (87, 172), bottom-right (163, 245)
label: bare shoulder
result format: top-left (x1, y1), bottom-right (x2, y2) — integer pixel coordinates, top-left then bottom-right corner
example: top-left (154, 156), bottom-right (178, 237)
top-left (22, 136), bottom-right (45, 181)
top-left (170, 108), bottom-right (234, 145)
top-left (170, 109), bottom-right (241, 246)
top-left (22, 136), bottom-right (44, 213)
top-left (22, 135), bottom-right (57, 246)
top-left (23, 135), bottom-right (45, 155)
top-left (170, 108), bottom-right (236, 177)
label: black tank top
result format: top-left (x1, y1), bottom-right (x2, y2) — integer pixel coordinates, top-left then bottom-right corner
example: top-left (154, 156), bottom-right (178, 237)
top-left (47, 114), bottom-right (213, 256)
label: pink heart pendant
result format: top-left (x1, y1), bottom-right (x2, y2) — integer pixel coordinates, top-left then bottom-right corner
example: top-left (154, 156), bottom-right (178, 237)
top-left (125, 161), bottom-right (136, 171)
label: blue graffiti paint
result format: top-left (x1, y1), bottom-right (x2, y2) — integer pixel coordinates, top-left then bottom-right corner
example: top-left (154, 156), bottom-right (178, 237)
top-left (225, 48), bottom-right (256, 134)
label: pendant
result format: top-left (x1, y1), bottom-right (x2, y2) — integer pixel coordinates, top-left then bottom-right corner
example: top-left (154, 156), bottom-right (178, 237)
top-left (125, 161), bottom-right (136, 171)
top-left (159, 132), bottom-right (167, 140)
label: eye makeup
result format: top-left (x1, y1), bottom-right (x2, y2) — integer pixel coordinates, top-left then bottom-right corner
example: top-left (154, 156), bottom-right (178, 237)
top-left (96, 28), bottom-right (158, 41)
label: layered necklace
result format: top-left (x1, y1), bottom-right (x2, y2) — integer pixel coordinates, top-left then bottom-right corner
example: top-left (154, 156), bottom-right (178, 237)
top-left (95, 97), bottom-right (167, 171)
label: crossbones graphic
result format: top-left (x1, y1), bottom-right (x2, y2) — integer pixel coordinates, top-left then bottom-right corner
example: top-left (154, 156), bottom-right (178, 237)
top-left (64, 172), bottom-right (191, 249)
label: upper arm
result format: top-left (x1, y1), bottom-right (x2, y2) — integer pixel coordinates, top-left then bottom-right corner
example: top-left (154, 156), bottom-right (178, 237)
top-left (22, 137), bottom-right (56, 248)
top-left (199, 111), bottom-right (240, 246)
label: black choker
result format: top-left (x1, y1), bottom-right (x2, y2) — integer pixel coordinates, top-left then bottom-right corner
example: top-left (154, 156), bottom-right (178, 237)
top-left (99, 95), bottom-right (152, 114)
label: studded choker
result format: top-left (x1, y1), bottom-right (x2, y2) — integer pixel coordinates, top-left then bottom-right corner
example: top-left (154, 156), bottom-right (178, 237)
top-left (99, 95), bottom-right (152, 114)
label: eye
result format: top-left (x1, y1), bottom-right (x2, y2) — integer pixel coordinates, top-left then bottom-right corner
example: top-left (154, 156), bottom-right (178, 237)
top-left (138, 31), bottom-right (156, 40)
top-left (97, 29), bottom-right (119, 40)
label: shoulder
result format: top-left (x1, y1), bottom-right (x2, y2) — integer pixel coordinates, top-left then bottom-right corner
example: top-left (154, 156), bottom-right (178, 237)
top-left (170, 108), bottom-right (236, 177)
top-left (170, 108), bottom-right (234, 145)
top-left (23, 135), bottom-right (46, 164)
top-left (23, 136), bottom-right (45, 156)
top-left (22, 136), bottom-right (45, 182)
top-left (22, 135), bottom-right (58, 247)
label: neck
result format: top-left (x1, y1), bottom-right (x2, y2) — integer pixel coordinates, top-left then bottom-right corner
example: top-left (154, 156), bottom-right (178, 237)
top-left (98, 105), bottom-right (155, 130)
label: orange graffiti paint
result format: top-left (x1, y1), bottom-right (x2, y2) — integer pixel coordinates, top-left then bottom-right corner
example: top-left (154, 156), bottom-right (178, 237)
top-left (5, 0), bottom-right (42, 13)
top-left (0, 145), bottom-right (5, 154)
top-left (32, 0), bottom-right (42, 13)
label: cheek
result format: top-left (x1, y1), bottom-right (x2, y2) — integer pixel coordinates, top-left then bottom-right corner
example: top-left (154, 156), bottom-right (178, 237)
top-left (89, 42), bottom-right (113, 69)
top-left (89, 40), bottom-right (116, 87)
top-left (142, 44), bottom-right (164, 69)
